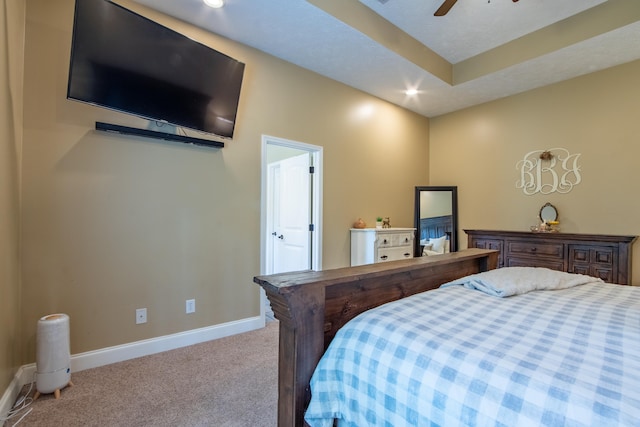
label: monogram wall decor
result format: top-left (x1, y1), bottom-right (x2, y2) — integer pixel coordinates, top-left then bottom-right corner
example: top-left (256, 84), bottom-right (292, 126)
top-left (515, 148), bottom-right (582, 195)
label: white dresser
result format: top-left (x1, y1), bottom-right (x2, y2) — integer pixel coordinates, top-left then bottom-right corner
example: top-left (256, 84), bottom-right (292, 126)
top-left (350, 228), bottom-right (416, 266)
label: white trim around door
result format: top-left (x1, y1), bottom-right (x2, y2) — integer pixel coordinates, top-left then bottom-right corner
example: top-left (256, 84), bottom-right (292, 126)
top-left (260, 135), bottom-right (323, 321)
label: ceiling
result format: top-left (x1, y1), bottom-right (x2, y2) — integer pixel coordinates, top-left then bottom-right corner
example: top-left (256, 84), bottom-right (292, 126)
top-left (131, 0), bottom-right (640, 118)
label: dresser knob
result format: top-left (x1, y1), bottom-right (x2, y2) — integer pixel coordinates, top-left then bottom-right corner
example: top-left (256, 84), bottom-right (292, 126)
top-left (380, 255), bottom-right (388, 260)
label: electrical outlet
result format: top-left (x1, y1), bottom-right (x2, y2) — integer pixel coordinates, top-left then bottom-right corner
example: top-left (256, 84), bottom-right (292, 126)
top-left (136, 308), bottom-right (147, 324)
top-left (186, 299), bottom-right (195, 314)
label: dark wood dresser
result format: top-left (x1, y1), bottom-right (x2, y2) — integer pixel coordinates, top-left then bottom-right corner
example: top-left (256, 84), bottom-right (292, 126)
top-left (465, 229), bottom-right (637, 285)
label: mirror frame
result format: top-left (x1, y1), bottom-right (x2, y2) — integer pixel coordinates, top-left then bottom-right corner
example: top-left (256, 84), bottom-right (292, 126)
top-left (539, 202), bottom-right (558, 222)
top-left (414, 186), bottom-right (459, 257)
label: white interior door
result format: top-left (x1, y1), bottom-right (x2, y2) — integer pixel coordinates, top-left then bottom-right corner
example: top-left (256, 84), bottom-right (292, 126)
top-left (262, 135), bottom-right (322, 322)
top-left (270, 153), bottom-right (311, 274)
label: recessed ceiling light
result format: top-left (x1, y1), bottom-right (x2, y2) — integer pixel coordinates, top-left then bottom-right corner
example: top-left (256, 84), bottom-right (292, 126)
top-left (203, 0), bottom-right (224, 8)
top-left (405, 89), bottom-right (418, 96)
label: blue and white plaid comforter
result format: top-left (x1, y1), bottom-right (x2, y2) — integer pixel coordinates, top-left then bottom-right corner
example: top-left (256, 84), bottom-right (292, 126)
top-left (305, 282), bottom-right (640, 426)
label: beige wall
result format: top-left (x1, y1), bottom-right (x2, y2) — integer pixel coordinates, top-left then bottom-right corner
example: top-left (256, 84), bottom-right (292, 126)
top-left (18, 0), bottom-right (429, 362)
top-left (0, 0), bottom-right (25, 392)
top-left (420, 191), bottom-right (452, 218)
top-left (430, 59), bottom-right (640, 284)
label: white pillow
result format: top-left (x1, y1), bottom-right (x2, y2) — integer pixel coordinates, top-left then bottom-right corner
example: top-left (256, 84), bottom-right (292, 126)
top-left (421, 243), bottom-right (433, 256)
top-left (428, 235), bottom-right (447, 254)
top-left (423, 249), bottom-right (442, 256)
top-left (441, 267), bottom-right (604, 297)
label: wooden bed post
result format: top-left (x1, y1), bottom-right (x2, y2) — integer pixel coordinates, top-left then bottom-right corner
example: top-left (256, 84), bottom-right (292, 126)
top-left (255, 248), bottom-right (498, 426)
top-left (268, 284), bottom-right (326, 426)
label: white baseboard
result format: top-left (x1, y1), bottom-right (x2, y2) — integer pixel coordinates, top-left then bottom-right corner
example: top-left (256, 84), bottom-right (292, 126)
top-left (1, 316), bottom-right (264, 419)
top-left (69, 315), bottom-right (265, 373)
top-left (0, 365), bottom-right (32, 423)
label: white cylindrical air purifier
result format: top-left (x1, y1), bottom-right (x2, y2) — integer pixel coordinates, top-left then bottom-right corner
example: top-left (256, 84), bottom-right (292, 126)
top-left (36, 313), bottom-right (71, 397)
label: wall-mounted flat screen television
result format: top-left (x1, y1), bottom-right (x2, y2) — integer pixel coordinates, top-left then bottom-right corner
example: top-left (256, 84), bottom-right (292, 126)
top-left (67, 0), bottom-right (245, 139)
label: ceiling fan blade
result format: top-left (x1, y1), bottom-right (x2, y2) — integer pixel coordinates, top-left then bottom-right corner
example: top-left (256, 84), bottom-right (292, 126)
top-left (434, 0), bottom-right (457, 16)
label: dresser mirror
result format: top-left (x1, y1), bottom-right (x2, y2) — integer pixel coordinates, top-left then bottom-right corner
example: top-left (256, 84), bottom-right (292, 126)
top-left (540, 202), bottom-right (558, 222)
top-left (414, 186), bottom-right (458, 256)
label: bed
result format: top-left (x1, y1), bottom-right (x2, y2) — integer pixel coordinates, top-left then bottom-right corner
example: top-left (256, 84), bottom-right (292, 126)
top-left (419, 215), bottom-right (452, 255)
top-left (305, 267), bottom-right (640, 426)
top-left (254, 249), bottom-right (499, 426)
top-left (419, 215), bottom-right (452, 242)
top-left (253, 249), bottom-right (640, 426)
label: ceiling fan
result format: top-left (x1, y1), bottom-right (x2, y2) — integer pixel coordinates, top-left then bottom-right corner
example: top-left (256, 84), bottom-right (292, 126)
top-left (434, 0), bottom-right (519, 16)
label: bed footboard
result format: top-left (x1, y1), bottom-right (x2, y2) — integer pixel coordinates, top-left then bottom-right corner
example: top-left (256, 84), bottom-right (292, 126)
top-left (254, 248), bottom-right (498, 427)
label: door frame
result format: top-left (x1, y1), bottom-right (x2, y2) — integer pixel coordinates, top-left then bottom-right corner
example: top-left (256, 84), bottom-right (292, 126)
top-left (260, 135), bottom-right (323, 320)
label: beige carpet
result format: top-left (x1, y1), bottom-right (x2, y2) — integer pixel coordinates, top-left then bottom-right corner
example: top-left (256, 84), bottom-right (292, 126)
top-left (7, 321), bottom-right (278, 427)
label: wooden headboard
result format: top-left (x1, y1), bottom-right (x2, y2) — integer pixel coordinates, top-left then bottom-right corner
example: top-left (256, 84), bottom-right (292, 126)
top-left (419, 215), bottom-right (452, 242)
top-left (254, 248), bottom-right (499, 426)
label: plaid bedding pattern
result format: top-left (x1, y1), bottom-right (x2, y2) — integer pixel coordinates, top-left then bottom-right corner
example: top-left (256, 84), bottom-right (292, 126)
top-left (305, 282), bottom-right (640, 426)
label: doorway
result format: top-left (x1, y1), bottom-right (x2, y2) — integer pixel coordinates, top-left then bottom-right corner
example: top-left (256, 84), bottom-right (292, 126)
top-left (261, 136), bottom-right (322, 320)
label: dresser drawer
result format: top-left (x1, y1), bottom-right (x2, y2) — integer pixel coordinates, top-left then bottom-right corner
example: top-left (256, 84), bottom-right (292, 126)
top-left (507, 257), bottom-right (565, 271)
top-left (471, 238), bottom-right (503, 252)
top-left (569, 245), bottom-right (617, 283)
top-left (570, 264), bottom-right (614, 282)
top-left (470, 238), bottom-right (504, 267)
top-left (393, 233), bottom-right (414, 247)
top-left (507, 241), bottom-right (564, 259)
top-left (569, 245), bottom-right (615, 266)
top-left (376, 232), bottom-right (414, 248)
top-left (377, 235), bottom-right (393, 248)
top-left (377, 246), bottom-right (414, 263)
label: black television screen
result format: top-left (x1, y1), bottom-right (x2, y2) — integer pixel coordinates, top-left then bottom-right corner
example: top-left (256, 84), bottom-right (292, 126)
top-left (67, 0), bottom-right (245, 139)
